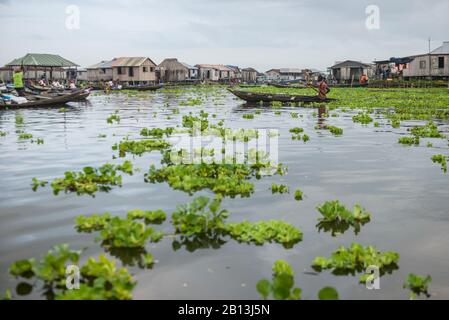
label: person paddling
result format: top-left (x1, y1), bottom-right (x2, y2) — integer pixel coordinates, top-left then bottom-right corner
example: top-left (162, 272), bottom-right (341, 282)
top-left (317, 75), bottom-right (329, 100)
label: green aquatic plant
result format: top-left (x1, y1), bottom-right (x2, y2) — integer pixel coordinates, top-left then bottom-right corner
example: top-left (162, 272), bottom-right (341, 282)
top-left (75, 213), bottom-right (112, 232)
top-left (179, 97), bottom-right (202, 106)
top-left (409, 121), bottom-right (443, 138)
top-left (127, 209), bottom-right (167, 224)
top-left (18, 132), bottom-right (33, 140)
top-left (15, 113), bottom-right (24, 125)
top-left (9, 244), bottom-right (81, 286)
top-left (48, 161), bottom-right (133, 196)
top-left (352, 112), bottom-right (373, 124)
top-left (112, 139), bottom-right (170, 157)
top-left (171, 196), bottom-right (228, 236)
top-left (316, 200), bottom-right (371, 236)
top-left (294, 189), bottom-right (303, 201)
top-left (182, 114), bottom-right (209, 131)
top-left (31, 177), bottom-right (48, 191)
top-left (256, 260), bottom-right (339, 300)
top-left (145, 162), bottom-right (278, 198)
top-left (289, 127), bottom-right (304, 134)
top-left (107, 111), bottom-right (120, 124)
top-left (403, 273), bottom-right (432, 299)
top-left (290, 112), bottom-right (298, 118)
top-left (431, 154), bottom-right (448, 173)
top-left (302, 134), bottom-right (310, 142)
top-left (256, 260), bottom-right (301, 300)
top-left (0, 130), bottom-right (7, 137)
top-left (271, 183), bottom-right (289, 194)
top-left (56, 255), bottom-right (136, 300)
top-left (318, 287), bottom-right (339, 300)
top-left (398, 136), bottom-right (420, 145)
top-left (242, 113), bottom-right (255, 119)
top-left (319, 125), bottom-right (343, 135)
top-left (391, 118), bottom-right (401, 128)
top-left (140, 127), bottom-right (174, 138)
top-left (98, 217), bottom-right (163, 248)
top-left (225, 220), bottom-right (302, 248)
top-left (312, 243), bottom-right (399, 282)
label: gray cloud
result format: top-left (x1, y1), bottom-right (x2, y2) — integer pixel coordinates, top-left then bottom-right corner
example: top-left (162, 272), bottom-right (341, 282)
top-left (1, 0), bottom-right (448, 71)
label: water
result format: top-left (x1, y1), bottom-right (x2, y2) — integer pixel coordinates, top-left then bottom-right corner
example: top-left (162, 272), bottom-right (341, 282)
top-left (1, 86), bottom-right (448, 300)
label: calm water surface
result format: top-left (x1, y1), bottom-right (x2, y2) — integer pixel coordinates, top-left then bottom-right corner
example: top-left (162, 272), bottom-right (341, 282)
top-left (0, 86), bottom-right (448, 299)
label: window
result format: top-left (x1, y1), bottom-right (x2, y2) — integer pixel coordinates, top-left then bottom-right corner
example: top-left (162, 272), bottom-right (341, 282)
top-left (128, 67), bottom-right (134, 77)
top-left (150, 67), bottom-right (155, 72)
top-left (438, 57), bottom-right (444, 69)
top-left (143, 67), bottom-right (148, 72)
top-left (101, 68), bottom-right (106, 74)
top-left (419, 60), bottom-right (426, 69)
top-left (117, 67), bottom-right (123, 75)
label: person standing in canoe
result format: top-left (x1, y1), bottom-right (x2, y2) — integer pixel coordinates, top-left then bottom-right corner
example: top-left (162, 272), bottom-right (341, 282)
top-left (13, 67), bottom-right (25, 96)
top-left (317, 75), bottom-right (329, 100)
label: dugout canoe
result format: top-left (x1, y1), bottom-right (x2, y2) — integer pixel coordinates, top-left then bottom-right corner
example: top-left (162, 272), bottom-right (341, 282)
top-left (1, 90), bottom-right (91, 109)
top-left (228, 89), bottom-right (336, 103)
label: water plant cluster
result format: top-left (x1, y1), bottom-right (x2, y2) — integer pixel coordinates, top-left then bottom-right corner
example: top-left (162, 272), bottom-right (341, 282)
top-left (33, 161), bottom-right (133, 196)
top-left (6, 85), bottom-right (441, 300)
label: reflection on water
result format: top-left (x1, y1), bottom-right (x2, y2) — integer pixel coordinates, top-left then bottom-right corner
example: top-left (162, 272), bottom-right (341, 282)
top-left (1, 86), bottom-right (449, 299)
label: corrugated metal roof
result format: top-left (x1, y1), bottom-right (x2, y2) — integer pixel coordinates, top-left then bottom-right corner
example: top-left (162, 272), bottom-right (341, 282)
top-left (431, 41), bottom-right (449, 54)
top-left (111, 57), bottom-right (156, 67)
top-left (242, 67), bottom-right (258, 72)
top-left (6, 53), bottom-right (78, 67)
top-left (180, 62), bottom-right (198, 70)
top-left (330, 60), bottom-right (370, 69)
top-left (87, 60), bottom-right (113, 69)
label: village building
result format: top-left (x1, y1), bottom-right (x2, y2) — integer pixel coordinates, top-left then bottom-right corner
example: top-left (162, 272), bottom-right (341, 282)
top-left (87, 60), bottom-right (113, 82)
top-left (265, 69), bottom-right (281, 82)
top-left (226, 65), bottom-right (242, 81)
top-left (195, 64), bottom-right (234, 82)
top-left (373, 57), bottom-right (412, 80)
top-left (402, 41), bottom-right (449, 80)
top-left (157, 58), bottom-right (198, 82)
top-left (111, 57), bottom-right (157, 85)
top-left (279, 68), bottom-right (303, 81)
top-left (3, 53), bottom-right (79, 82)
top-left (76, 68), bottom-right (88, 82)
top-left (329, 60), bottom-right (373, 83)
top-left (241, 67), bottom-right (258, 83)
top-left (180, 62), bottom-right (199, 80)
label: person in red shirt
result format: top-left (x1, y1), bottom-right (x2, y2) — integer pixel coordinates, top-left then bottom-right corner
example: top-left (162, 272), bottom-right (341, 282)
top-left (317, 75), bottom-right (329, 99)
top-left (359, 74), bottom-right (368, 86)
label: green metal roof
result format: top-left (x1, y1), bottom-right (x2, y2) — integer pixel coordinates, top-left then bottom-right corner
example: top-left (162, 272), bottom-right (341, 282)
top-left (5, 53), bottom-right (79, 67)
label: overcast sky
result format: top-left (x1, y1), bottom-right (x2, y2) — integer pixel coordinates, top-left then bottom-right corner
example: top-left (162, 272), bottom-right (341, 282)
top-left (1, 0), bottom-right (448, 71)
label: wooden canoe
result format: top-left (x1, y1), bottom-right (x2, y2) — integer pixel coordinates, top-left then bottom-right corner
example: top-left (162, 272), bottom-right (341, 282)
top-left (1, 90), bottom-right (90, 109)
top-left (121, 84), bottom-right (163, 91)
top-left (268, 83), bottom-right (307, 89)
top-left (228, 89), bottom-right (336, 104)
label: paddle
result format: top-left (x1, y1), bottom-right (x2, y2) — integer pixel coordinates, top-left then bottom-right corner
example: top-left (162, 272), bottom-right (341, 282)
top-left (305, 81), bottom-right (319, 93)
